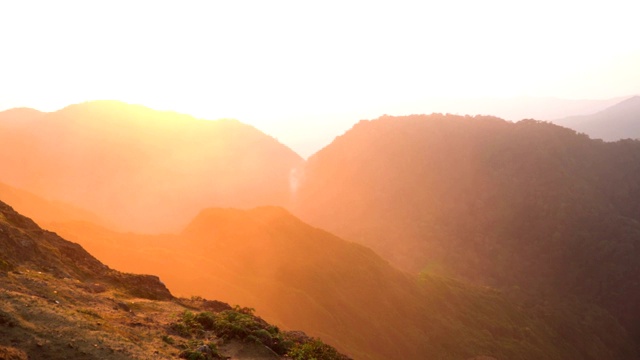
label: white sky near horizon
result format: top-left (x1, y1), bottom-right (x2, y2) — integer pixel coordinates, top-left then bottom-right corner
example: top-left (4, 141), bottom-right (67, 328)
top-left (1, 0), bottom-right (639, 156)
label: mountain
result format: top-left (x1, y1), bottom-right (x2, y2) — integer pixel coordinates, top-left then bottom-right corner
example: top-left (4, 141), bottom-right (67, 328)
top-left (0, 107), bottom-right (44, 125)
top-left (293, 114), bottom-right (640, 348)
top-left (0, 100), bottom-right (303, 233)
top-left (278, 96), bottom-right (625, 157)
top-left (0, 181), bottom-right (108, 228)
top-left (50, 206), bottom-right (636, 359)
top-left (394, 96), bottom-right (627, 122)
top-left (0, 200), bottom-right (171, 301)
top-left (553, 96), bottom-right (640, 141)
top-left (0, 200), bottom-right (348, 359)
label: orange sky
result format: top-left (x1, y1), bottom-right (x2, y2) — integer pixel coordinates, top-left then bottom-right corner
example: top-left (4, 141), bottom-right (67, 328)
top-left (1, 1), bottom-right (639, 156)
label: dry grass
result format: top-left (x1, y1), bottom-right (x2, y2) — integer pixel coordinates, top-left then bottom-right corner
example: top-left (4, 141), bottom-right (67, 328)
top-left (0, 265), bottom-right (346, 360)
top-left (0, 266), bottom-right (201, 359)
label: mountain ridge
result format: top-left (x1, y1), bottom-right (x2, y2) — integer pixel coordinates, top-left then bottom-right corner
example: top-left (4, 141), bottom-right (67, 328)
top-left (4, 99), bottom-right (640, 358)
top-left (0, 200), bottom-right (171, 300)
top-left (48, 204), bottom-right (638, 359)
top-left (0, 181), bottom-right (109, 229)
top-left (0, 100), bottom-right (303, 233)
top-left (0, 199), bottom-right (350, 359)
top-left (553, 95), bottom-right (640, 141)
top-left (293, 113), bottom-right (640, 350)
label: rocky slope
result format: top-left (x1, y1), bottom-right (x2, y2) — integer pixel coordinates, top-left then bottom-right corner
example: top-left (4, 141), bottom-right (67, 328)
top-left (0, 200), bottom-right (347, 359)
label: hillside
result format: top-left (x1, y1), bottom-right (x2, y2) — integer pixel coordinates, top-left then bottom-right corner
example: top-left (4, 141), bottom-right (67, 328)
top-left (50, 207), bottom-right (636, 359)
top-left (0, 101), bottom-right (303, 233)
top-left (0, 181), bottom-right (109, 228)
top-left (553, 96), bottom-right (640, 141)
top-left (5, 100), bottom-right (640, 357)
top-left (0, 200), bottom-right (348, 359)
top-left (293, 114), bottom-right (640, 348)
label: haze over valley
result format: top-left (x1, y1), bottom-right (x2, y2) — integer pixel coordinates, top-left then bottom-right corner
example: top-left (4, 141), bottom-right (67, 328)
top-left (2, 1), bottom-right (640, 359)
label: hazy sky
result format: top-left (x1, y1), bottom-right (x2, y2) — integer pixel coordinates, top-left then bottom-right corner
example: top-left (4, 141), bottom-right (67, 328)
top-left (1, 0), bottom-right (639, 156)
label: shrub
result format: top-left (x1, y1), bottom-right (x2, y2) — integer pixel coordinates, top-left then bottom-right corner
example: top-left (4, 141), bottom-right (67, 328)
top-left (288, 339), bottom-right (350, 360)
top-left (178, 342), bottom-right (221, 360)
top-left (194, 312), bottom-right (215, 330)
top-left (168, 309), bottom-right (344, 359)
top-left (0, 259), bottom-right (14, 272)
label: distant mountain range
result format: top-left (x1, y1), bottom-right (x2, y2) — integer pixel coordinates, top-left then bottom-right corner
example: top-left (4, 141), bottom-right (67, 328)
top-left (1, 96), bottom-right (628, 159)
top-left (0, 101), bottom-right (303, 233)
top-left (388, 96), bottom-right (628, 121)
top-left (0, 181), bottom-right (108, 227)
top-left (552, 95), bottom-right (640, 141)
top-left (3, 98), bottom-right (640, 358)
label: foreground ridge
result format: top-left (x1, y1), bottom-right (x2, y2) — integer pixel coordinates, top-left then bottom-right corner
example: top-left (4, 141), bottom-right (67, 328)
top-left (0, 200), bottom-right (349, 359)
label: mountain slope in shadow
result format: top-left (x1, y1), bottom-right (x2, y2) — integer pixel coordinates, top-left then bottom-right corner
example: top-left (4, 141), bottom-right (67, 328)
top-left (293, 113), bottom-right (640, 349)
top-left (0, 100), bottom-right (303, 233)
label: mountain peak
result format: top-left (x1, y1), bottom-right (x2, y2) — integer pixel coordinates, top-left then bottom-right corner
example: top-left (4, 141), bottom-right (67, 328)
top-left (0, 107), bottom-right (43, 116)
top-left (584, 95), bottom-right (640, 118)
top-left (181, 206), bottom-right (301, 241)
top-left (61, 99), bottom-right (154, 112)
top-left (617, 94), bottom-right (640, 103)
top-left (0, 101), bottom-right (303, 233)
top-left (552, 96), bottom-right (640, 141)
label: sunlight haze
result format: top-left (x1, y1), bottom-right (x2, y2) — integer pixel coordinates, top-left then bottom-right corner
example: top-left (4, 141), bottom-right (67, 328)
top-left (4, 3), bottom-right (640, 359)
top-left (1, 0), bottom-right (639, 156)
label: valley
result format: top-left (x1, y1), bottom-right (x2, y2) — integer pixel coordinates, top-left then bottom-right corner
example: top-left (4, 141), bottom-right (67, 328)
top-left (1, 98), bottom-right (640, 359)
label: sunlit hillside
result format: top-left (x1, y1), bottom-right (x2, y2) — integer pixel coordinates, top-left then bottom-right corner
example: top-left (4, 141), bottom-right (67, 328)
top-left (0, 200), bottom-right (347, 360)
top-left (2, 100), bottom-right (640, 358)
top-left (2, 1), bottom-right (640, 359)
top-left (0, 101), bottom-right (303, 233)
top-left (0, 181), bottom-right (107, 227)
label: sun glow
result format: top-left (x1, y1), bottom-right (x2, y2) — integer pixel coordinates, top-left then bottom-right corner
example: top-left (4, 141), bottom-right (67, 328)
top-left (1, 0), bottom-right (639, 155)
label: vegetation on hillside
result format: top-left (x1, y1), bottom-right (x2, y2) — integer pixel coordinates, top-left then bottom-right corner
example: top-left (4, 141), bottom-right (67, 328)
top-left (3, 103), bottom-right (640, 358)
top-left (294, 113), bottom-right (640, 349)
top-left (169, 305), bottom-right (349, 360)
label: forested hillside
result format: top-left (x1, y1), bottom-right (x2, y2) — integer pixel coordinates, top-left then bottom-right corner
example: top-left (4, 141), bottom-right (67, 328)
top-left (294, 114), bottom-right (640, 345)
